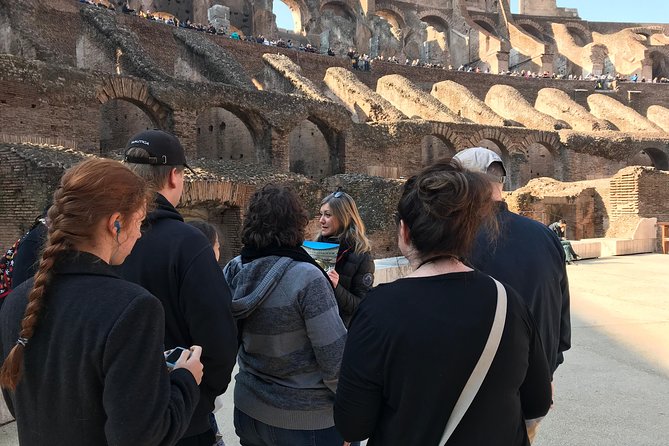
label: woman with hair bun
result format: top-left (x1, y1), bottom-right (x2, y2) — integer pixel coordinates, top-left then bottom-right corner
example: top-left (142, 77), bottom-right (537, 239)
top-left (0, 158), bottom-right (203, 446)
top-left (317, 191), bottom-right (374, 326)
top-left (334, 159), bottom-right (552, 446)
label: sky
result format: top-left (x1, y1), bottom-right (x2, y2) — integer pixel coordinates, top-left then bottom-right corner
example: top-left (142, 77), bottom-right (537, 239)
top-left (273, 1), bottom-right (669, 31)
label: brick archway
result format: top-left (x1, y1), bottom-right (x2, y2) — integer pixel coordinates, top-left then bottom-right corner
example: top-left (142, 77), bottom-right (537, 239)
top-left (417, 10), bottom-right (454, 31)
top-left (373, 2), bottom-right (407, 32)
top-left (96, 76), bottom-right (170, 129)
top-left (521, 131), bottom-right (562, 155)
top-left (470, 15), bottom-right (498, 37)
top-left (466, 128), bottom-right (512, 155)
top-left (564, 21), bottom-right (592, 45)
top-left (430, 122), bottom-right (465, 149)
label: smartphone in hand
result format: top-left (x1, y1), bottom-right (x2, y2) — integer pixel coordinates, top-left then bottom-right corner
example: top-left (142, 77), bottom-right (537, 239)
top-left (164, 347), bottom-right (190, 370)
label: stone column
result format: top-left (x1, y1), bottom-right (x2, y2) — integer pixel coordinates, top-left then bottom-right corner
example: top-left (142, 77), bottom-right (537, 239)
top-left (270, 129), bottom-right (290, 171)
top-left (541, 53), bottom-right (554, 74)
top-left (641, 57), bottom-right (653, 81)
top-left (496, 50), bottom-right (510, 74)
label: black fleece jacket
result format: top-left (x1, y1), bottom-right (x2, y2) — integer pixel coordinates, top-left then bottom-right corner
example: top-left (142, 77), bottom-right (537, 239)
top-left (119, 194), bottom-right (238, 438)
top-left (318, 236), bottom-right (375, 326)
top-left (0, 252), bottom-right (199, 446)
top-left (469, 201), bottom-right (571, 376)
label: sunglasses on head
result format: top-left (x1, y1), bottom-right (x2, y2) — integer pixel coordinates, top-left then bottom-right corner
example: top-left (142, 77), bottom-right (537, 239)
top-left (333, 191), bottom-right (344, 198)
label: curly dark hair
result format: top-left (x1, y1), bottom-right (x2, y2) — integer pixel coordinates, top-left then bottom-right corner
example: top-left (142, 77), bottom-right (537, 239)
top-left (241, 185), bottom-right (309, 249)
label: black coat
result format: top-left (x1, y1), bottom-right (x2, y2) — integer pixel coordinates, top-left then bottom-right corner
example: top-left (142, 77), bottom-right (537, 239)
top-left (10, 221), bottom-right (47, 288)
top-left (0, 252), bottom-right (199, 446)
top-left (119, 194), bottom-right (237, 438)
top-left (469, 202), bottom-right (571, 375)
top-left (319, 236), bottom-right (375, 326)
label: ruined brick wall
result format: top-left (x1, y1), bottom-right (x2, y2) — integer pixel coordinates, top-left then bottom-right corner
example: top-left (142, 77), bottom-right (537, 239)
top-left (0, 57), bottom-right (101, 152)
top-left (637, 169), bottom-right (669, 223)
top-left (0, 146), bottom-right (70, 252)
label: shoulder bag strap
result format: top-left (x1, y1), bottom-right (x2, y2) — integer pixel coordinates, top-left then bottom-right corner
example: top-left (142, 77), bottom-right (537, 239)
top-left (438, 278), bottom-right (508, 445)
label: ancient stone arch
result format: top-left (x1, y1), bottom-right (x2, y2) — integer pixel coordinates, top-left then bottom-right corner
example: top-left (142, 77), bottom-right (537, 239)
top-left (466, 128), bottom-right (512, 155)
top-left (276, 0), bottom-right (311, 34)
top-left (520, 132), bottom-right (562, 181)
top-left (634, 147), bottom-right (669, 170)
top-left (430, 122), bottom-right (465, 149)
top-left (564, 21), bottom-right (592, 46)
top-left (627, 26), bottom-right (665, 38)
top-left (96, 76), bottom-right (170, 129)
top-left (646, 48), bottom-right (669, 79)
top-left (516, 18), bottom-right (548, 42)
top-left (320, 0), bottom-right (359, 21)
top-left (417, 10), bottom-right (454, 32)
top-left (287, 115), bottom-right (342, 180)
top-left (470, 15), bottom-right (498, 37)
top-left (521, 131), bottom-right (562, 155)
top-left (373, 3), bottom-right (407, 30)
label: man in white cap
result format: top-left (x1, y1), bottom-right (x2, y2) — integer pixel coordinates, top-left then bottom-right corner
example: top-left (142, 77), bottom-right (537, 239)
top-left (453, 147), bottom-right (571, 441)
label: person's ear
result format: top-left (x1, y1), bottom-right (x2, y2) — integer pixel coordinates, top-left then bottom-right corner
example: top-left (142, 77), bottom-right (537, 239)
top-left (399, 220), bottom-right (411, 246)
top-left (106, 212), bottom-right (122, 238)
top-left (167, 167), bottom-right (181, 189)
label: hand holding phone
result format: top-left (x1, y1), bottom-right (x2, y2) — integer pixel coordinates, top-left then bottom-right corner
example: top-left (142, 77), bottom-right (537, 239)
top-left (164, 347), bottom-right (190, 370)
top-left (165, 346), bottom-right (204, 385)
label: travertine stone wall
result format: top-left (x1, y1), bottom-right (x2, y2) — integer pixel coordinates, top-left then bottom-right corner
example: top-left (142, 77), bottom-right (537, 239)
top-left (430, 80), bottom-right (508, 127)
top-left (262, 54), bottom-right (331, 102)
top-left (587, 94), bottom-right (665, 134)
top-left (485, 84), bottom-right (569, 130)
top-left (535, 88), bottom-right (613, 132)
top-left (376, 75), bottom-right (466, 123)
top-left (647, 105), bottom-right (669, 133)
top-left (0, 144), bottom-right (90, 252)
top-left (323, 67), bottom-right (406, 122)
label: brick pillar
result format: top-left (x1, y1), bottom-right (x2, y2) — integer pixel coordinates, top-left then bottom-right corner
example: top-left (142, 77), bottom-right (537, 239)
top-left (541, 53), bottom-right (554, 74)
top-left (496, 50), bottom-right (510, 74)
top-left (171, 110), bottom-right (198, 159)
top-left (641, 58), bottom-right (653, 81)
top-left (270, 129), bottom-right (290, 171)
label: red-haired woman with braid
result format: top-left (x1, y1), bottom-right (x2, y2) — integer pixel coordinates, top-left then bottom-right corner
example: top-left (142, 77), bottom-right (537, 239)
top-left (0, 158), bottom-right (204, 446)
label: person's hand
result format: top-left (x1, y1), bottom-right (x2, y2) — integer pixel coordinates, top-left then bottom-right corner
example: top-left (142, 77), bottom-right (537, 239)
top-left (327, 269), bottom-right (340, 288)
top-left (174, 345), bottom-right (204, 385)
top-left (343, 442), bottom-right (351, 446)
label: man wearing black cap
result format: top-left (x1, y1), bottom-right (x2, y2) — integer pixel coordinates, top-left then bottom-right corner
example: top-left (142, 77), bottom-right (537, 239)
top-left (120, 129), bottom-right (237, 446)
top-left (453, 147), bottom-right (571, 441)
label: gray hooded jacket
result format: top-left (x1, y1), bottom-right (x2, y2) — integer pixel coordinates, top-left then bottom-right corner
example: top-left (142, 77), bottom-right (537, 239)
top-left (223, 255), bottom-right (347, 430)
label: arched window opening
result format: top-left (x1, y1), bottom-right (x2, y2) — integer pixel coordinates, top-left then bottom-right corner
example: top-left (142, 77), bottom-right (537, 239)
top-left (422, 135), bottom-right (455, 166)
top-left (288, 120), bottom-right (332, 180)
top-left (196, 107), bottom-right (255, 161)
top-left (99, 99), bottom-right (154, 155)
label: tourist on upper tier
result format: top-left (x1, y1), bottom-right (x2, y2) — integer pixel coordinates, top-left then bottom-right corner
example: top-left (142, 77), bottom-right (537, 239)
top-left (334, 159), bottom-right (552, 445)
top-left (317, 190), bottom-right (374, 327)
top-left (223, 185), bottom-right (347, 446)
top-left (548, 219), bottom-right (581, 264)
top-left (454, 147), bottom-right (571, 442)
top-left (0, 158), bottom-right (204, 445)
top-left (120, 130), bottom-right (237, 446)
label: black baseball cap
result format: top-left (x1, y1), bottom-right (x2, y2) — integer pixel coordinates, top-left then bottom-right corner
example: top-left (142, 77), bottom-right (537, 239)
top-left (124, 130), bottom-right (194, 173)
